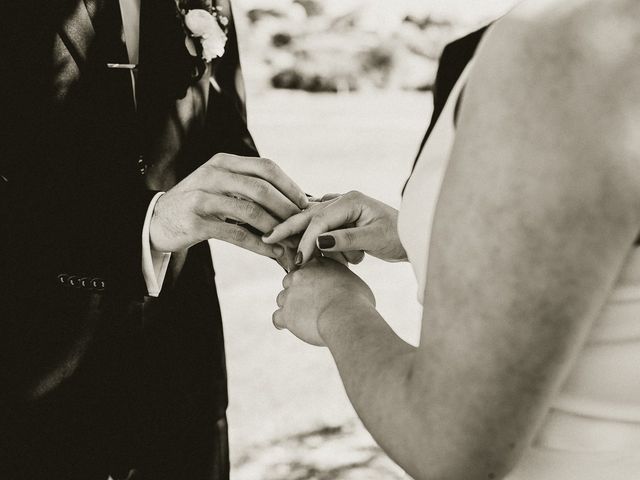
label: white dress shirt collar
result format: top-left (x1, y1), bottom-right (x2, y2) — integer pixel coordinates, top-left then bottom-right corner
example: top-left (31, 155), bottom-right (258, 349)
top-left (119, 0), bottom-right (141, 64)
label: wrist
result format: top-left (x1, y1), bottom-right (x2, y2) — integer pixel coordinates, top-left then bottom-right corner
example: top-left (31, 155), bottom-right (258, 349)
top-left (317, 295), bottom-right (378, 343)
top-left (391, 243), bottom-right (409, 263)
top-left (148, 193), bottom-right (172, 253)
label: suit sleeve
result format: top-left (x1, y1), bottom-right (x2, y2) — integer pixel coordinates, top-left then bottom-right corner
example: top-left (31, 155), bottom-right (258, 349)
top-left (7, 29), bottom-right (159, 300)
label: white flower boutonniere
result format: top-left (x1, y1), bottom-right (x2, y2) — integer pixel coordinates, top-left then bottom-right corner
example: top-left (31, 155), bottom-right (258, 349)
top-left (178, 3), bottom-right (229, 63)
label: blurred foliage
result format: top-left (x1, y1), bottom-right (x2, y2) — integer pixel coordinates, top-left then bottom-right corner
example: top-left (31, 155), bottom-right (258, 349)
top-left (238, 0), bottom-right (466, 92)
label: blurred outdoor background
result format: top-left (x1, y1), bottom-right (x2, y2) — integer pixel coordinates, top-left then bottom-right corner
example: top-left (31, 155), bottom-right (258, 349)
top-left (210, 1), bottom-right (518, 478)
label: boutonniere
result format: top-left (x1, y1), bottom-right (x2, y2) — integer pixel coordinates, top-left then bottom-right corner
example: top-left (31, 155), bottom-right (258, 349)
top-left (175, 1), bottom-right (229, 63)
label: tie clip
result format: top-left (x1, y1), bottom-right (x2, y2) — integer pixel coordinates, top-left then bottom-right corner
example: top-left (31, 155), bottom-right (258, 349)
top-left (107, 63), bottom-right (138, 70)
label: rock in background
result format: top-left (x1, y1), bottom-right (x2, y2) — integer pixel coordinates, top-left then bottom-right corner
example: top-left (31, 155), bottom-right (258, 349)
top-left (235, 0), bottom-right (505, 92)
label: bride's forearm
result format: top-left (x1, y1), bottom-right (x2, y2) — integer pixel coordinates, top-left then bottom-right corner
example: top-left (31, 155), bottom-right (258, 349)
top-left (317, 304), bottom-right (426, 477)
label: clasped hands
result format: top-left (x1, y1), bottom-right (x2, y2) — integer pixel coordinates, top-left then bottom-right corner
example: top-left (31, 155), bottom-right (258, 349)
top-left (150, 153), bottom-right (407, 346)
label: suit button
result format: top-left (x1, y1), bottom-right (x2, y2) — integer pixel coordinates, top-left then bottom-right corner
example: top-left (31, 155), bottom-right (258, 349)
top-left (90, 278), bottom-right (106, 291)
top-left (68, 276), bottom-right (80, 288)
top-left (57, 274), bottom-right (69, 286)
top-left (138, 154), bottom-right (147, 176)
top-left (79, 277), bottom-right (90, 289)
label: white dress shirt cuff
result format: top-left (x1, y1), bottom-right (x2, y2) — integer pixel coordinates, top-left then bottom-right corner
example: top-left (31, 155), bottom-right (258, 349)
top-left (142, 192), bottom-right (171, 297)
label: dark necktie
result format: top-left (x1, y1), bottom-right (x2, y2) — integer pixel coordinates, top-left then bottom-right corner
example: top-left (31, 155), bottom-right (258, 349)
top-left (85, 0), bottom-right (130, 63)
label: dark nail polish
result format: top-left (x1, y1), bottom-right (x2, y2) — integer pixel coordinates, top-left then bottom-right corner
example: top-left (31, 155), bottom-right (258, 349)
top-left (263, 229), bottom-right (274, 238)
top-left (295, 251), bottom-right (303, 266)
top-left (317, 235), bottom-right (336, 250)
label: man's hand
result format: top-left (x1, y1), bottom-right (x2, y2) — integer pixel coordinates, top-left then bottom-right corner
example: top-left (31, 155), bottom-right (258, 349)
top-left (150, 153), bottom-right (308, 259)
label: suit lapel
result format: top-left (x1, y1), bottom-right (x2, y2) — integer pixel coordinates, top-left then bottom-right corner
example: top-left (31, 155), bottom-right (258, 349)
top-left (58, 0), bottom-right (96, 67)
top-left (83, 0), bottom-right (100, 27)
top-left (58, 0), bottom-right (129, 68)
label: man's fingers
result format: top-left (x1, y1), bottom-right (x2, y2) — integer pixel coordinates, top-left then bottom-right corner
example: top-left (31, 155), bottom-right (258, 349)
top-left (319, 193), bottom-right (341, 202)
top-left (201, 194), bottom-right (280, 235)
top-left (308, 193), bottom-right (341, 203)
top-left (210, 154), bottom-right (308, 210)
top-left (262, 210), bottom-right (314, 244)
top-left (224, 172), bottom-right (301, 221)
top-left (213, 223), bottom-right (284, 259)
top-left (276, 247), bottom-right (297, 273)
top-left (280, 235), bottom-right (301, 249)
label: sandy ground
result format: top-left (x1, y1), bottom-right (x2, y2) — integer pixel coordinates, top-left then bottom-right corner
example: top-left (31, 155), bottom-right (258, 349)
top-left (208, 90), bottom-right (432, 478)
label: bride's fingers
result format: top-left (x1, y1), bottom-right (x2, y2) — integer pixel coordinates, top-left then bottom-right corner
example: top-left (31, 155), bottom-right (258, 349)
top-left (316, 225), bottom-right (378, 255)
top-left (263, 210), bottom-right (314, 244)
top-left (283, 272), bottom-right (295, 288)
top-left (295, 199), bottom-right (362, 264)
top-left (272, 309), bottom-right (286, 330)
top-left (342, 250), bottom-right (366, 265)
top-left (276, 289), bottom-right (288, 307)
top-left (321, 251), bottom-right (349, 266)
top-left (263, 200), bottom-right (338, 244)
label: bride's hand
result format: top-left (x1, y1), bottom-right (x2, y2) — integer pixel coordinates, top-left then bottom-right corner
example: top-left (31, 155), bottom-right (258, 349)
top-left (263, 191), bottom-right (407, 266)
top-left (273, 257), bottom-right (376, 346)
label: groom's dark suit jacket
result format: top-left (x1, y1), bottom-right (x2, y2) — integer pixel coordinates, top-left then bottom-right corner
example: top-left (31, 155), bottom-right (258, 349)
top-left (1, 1), bottom-right (257, 479)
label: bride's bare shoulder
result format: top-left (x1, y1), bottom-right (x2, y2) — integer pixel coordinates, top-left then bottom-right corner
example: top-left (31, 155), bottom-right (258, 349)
top-left (500, 0), bottom-right (639, 29)
top-left (484, 0), bottom-right (639, 65)
top-left (470, 0), bottom-right (640, 145)
top-left (456, 0), bottom-right (640, 207)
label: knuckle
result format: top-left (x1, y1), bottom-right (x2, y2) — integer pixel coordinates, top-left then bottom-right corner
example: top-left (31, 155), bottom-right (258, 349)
top-left (205, 163), bottom-right (221, 177)
top-left (230, 227), bottom-right (248, 243)
top-left (203, 165), bottom-right (224, 188)
top-left (187, 190), bottom-right (206, 211)
top-left (310, 215), bottom-right (328, 232)
top-left (251, 178), bottom-right (270, 198)
top-left (272, 311), bottom-right (284, 330)
top-left (183, 215), bottom-right (200, 234)
top-left (289, 270), bottom-right (301, 283)
top-left (259, 157), bottom-right (278, 174)
top-left (345, 190), bottom-right (361, 200)
top-left (343, 230), bottom-right (356, 247)
top-left (209, 153), bottom-right (226, 166)
top-left (242, 201), bottom-right (261, 220)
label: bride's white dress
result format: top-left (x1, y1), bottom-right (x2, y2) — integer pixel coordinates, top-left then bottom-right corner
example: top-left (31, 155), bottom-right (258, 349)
top-left (398, 63), bottom-right (640, 478)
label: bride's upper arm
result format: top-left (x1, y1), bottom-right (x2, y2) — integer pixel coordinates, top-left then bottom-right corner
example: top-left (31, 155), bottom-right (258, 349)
top-left (407, 2), bottom-right (640, 479)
